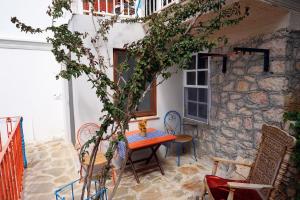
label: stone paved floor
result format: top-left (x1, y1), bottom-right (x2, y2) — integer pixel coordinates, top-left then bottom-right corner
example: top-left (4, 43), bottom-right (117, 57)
top-left (23, 139), bottom-right (213, 200)
top-left (23, 139), bottom-right (79, 200)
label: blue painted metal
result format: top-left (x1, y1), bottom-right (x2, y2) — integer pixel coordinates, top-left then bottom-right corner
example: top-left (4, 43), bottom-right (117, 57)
top-left (164, 111), bottom-right (197, 166)
top-left (135, 0), bottom-right (142, 17)
top-left (20, 117), bottom-right (28, 168)
top-left (54, 179), bottom-right (107, 200)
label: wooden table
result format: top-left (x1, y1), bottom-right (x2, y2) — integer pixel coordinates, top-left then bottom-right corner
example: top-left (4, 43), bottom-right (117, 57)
top-left (119, 128), bottom-right (176, 183)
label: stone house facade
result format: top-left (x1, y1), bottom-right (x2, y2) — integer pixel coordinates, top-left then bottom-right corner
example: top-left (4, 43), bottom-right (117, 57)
top-left (189, 29), bottom-right (300, 199)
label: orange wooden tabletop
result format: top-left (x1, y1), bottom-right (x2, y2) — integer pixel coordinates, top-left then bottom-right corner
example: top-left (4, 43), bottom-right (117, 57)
top-left (125, 128), bottom-right (176, 150)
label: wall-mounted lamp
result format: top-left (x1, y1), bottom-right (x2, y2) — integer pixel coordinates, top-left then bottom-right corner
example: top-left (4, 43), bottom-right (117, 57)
top-left (233, 47), bottom-right (270, 72)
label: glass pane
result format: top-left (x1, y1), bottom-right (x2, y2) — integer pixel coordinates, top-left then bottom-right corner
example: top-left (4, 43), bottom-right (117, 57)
top-left (163, 0), bottom-right (167, 6)
top-left (115, 49), bottom-right (153, 114)
top-left (188, 55), bottom-right (196, 70)
top-left (198, 55), bottom-right (208, 69)
top-left (187, 72), bottom-right (196, 85)
top-left (187, 102), bottom-right (197, 117)
top-left (198, 104), bottom-right (208, 119)
top-left (197, 71), bottom-right (207, 85)
top-left (198, 88), bottom-right (208, 103)
top-left (137, 89), bottom-right (151, 111)
top-left (187, 88), bottom-right (197, 101)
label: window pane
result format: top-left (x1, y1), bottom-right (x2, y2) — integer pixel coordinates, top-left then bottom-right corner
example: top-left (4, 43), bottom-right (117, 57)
top-left (187, 72), bottom-right (196, 85)
top-left (188, 55), bottom-right (196, 70)
top-left (198, 55), bottom-right (208, 69)
top-left (198, 104), bottom-right (208, 119)
top-left (197, 71), bottom-right (207, 85)
top-left (186, 88), bottom-right (197, 101)
top-left (114, 49), bottom-right (156, 116)
top-left (198, 88), bottom-right (208, 103)
top-left (187, 102), bottom-right (197, 117)
top-left (137, 89), bottom-right (151, 111)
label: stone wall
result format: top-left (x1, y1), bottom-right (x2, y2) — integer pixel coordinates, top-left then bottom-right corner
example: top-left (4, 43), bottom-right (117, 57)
top-left (188, 29), bottom-right (300, 199)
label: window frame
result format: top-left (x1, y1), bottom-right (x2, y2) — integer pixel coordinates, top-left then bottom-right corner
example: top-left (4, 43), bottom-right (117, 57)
top-left (113, 48), bottom-right (157, 117)
top-left (183, 53), bottom-right (211, 123)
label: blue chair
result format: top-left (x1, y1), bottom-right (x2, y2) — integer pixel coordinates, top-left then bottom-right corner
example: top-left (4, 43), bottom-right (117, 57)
top-left (164, 111), bottom-right (197, 166)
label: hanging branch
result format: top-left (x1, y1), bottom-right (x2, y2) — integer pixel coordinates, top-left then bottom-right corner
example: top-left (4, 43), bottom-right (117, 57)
top-left (11, 0), bottom-right (249, 199)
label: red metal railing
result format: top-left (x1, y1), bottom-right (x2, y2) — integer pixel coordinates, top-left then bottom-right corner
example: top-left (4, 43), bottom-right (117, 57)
top-left (0, 117), bottom-right (25, 200)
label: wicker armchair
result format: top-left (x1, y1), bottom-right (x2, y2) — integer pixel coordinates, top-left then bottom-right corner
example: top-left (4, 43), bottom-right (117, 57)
top-left (202, 124), bottom-right (296, 200)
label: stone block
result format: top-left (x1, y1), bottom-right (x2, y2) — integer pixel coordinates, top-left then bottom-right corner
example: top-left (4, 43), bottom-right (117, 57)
top-left (232, 68), bottom-right (244, 75)
top-left (211, 94), bottom-right (220, 103)
top-left (248, 66), bottom-right (263, 74)
top-left (248, 92), bottom-right (269, 105)
top-left (259, 38), bottom-right (287, 57)
top-left (270, 94), bottom-right (285, 106)
top-left (270, 61), bottom-right (286, 74)
top-left (237, 131), bottom-right (252, 141)
top-left (243, 117), bottom-right (253, 130)
top-left (222, 145), bottom-right (236, 155)
top-left (263, 108), bottom-right (284, 122)
top-left (249, 83), bottom-right (258, 91)
top-left (254, 114), bottom-right (263, 121)
top-left (254, 121), bottom-right (264, 129)
top-left (232, 60), bottom-right (244, 67)
top-left (221, 127), bottom-right (235, 138)
top-left (228, 117), bottom-right (242, 130)
top-left (227, 102), bottom-right (236, 113)
top-left (240, 141), bottom-right (253, 149)
top-left (217, 135), bottom-right (228, 145)
top-left (217, 111), bottom-right (227, 120)
top-left (230, 94), bottom-right (242, 100)
top-left (244, 76), bottom-right (255, 82)
top-left (223, 82), bottom-right (234, 91)
top-left (258, 77), bottom-right (288, 91)
top-left (237, 108), bottom-right (252, 116)
top-left (236, 81), bottom-right (249, 92)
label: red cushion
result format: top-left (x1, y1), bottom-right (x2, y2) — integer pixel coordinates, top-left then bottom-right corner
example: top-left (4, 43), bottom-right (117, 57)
top-left (205, 175), bottom-right (262, 200)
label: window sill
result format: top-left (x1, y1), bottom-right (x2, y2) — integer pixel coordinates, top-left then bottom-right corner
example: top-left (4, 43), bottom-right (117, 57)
top-left (129, 116), bottom-right (160, 123)
top-left (183, 117), bottom-right (209, 125)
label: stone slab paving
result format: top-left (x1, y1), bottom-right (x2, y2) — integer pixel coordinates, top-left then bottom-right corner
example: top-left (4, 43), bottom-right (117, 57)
top-left (23, 139), bottom-right (79, 200)
top-left (22, 139), bottom-right (213, 200)
top-left (110, 156), bottom-right (211, 200)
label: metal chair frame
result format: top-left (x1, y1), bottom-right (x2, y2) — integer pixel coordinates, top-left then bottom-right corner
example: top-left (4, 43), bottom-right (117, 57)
top-left (164, 110), bottom-right (197, 166)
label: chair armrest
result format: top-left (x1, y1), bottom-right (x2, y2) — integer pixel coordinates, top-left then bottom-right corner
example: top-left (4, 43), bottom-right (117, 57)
top-left (227, 182), bottom-right (273, 190)
top-left (211, 157), bottom-right (252, 175)
top-left (226, 182), bottom-right (272, 200)
top-left (212, 157), bottom-right (253, 167)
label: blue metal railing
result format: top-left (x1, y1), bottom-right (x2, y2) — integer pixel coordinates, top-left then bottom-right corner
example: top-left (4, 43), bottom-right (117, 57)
top-left (55, 179), bottom-right (107, 200)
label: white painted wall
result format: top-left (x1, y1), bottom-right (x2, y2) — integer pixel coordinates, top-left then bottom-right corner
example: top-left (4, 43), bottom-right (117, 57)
top-left (0, 0), bottom-right (54, 41)
top-left (0, 44), bottom-right (69, 142)
top-left (0, 0), bottom-right (71, 142)
top-left (69, 14), bottom-right (183, 135)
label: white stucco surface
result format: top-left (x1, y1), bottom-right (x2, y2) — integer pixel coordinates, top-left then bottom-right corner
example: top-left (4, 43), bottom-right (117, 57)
top-left (69, 14), bottom-right (183, 134)
top-left (0, 0), bottom-right (71, 142)
top-left (0, 0), bottom-right (70, 42)
top-left (0, 47), bottom-right (68, 142)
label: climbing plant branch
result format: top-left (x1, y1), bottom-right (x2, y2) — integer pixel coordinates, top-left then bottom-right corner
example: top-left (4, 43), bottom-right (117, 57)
top-left (11, 0), bottom-right (249, 199)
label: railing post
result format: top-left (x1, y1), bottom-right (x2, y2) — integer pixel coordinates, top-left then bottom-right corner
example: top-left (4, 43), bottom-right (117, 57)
top-left (20, 117), bottom-right (27, 168)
